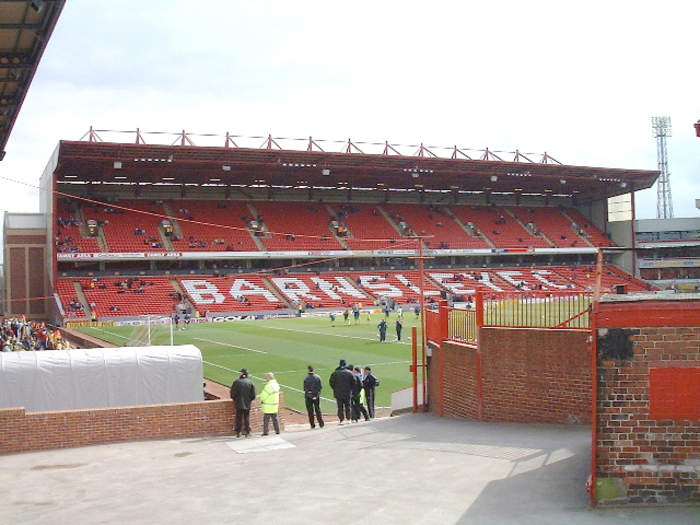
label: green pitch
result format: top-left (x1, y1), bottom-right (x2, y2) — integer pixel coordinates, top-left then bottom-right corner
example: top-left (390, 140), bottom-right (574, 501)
top-left (76, 313), bottom-right (420, 414)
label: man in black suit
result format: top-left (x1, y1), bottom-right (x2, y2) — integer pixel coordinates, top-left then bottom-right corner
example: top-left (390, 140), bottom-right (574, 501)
top-left (303, 365), bottom-right (324, 429)
top-left (230, 368), bottom-right (256, 437)
top-left (329, 359), bottom-right (354, 425)
top-left (362, 366), bottom-right (379, 419)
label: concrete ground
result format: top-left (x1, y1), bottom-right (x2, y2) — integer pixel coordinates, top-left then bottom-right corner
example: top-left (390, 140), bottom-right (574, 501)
top-left (0, 414), bottom-right (695, 524)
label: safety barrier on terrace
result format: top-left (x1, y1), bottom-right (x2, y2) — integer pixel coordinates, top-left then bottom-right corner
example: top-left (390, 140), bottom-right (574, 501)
top-left (482, 291), bottom-right (592, 329)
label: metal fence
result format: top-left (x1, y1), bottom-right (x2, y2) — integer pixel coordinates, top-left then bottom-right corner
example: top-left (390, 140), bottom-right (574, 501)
top-left (483, 291), bottom-right (592, 329)
top-left (447, 308), bottom-right (477, 343)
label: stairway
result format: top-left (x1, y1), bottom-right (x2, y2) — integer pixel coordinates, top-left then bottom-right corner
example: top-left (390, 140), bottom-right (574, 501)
top-left (246, 202), bottom-right (267, 250)
top-left (503, 208), bottom-right (551, 246)
top-left (72, 281), bottom-right (91, 317)
top-left (158, 224), bottom-right (175, 251)
top-left (75, 206), bottom-right (108, 252)
top-left (260, 277), bottom-right (293, 307)
top-left (162, 202), bottom-right (184, 239)
top-left (445, 207), bottom-right (495, 249)
top-left (559, 209), bottom-right (595, 247)
top-left (376, 205), bottom-right (406, 236)
top-left (169, 279), bottom-right (194, 312)
top-left (324, 204), bottom-right (350, 249)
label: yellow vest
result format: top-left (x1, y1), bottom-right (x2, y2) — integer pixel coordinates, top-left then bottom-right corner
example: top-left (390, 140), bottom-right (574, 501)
top-left (260, 380), bottom-right (280, 414)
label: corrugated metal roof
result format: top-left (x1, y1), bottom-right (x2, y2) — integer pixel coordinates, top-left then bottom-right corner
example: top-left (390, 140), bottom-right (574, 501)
top-left (0, 0), bottom-right (65, 160)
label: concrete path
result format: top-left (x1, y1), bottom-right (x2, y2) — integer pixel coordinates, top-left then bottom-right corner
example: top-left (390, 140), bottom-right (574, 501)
top-left (0, 414), bottom-right (695, 524)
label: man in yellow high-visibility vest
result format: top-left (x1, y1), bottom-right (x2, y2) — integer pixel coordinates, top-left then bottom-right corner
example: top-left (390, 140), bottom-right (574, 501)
top-left (260, 372), bottom-right (280, 436)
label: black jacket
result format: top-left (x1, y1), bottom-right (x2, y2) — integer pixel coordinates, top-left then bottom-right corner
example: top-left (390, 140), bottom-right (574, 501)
top-left (303, 372), bottom-right (322, 399)
top-left (230, 376), bottom-right (256, 410)
top-left (329, 367), bottom-right (355, 398)
top-left (351, 374), bottom-right (363, 397)
top-left (362, 373), bottom-right (379, 391)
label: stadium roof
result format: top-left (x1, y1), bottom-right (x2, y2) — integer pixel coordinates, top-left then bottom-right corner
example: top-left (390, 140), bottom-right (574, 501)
top-left (54, 135), bottom-right (660, 201)
top-left (0, 0), bottom-right (65, 160)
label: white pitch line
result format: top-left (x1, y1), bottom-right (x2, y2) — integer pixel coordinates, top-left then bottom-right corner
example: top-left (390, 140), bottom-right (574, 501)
top-left (87, 327), bottom-right (129, 340)
top-left (260, 324), bottom-right (413, 345)
top-left (203, 360), bottom-right (336, 403)
top-left (193, 336), bottom-right (266, 354)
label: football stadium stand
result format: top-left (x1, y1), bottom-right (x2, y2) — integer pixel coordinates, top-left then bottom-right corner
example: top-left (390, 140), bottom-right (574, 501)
top-left (169, 200), bottom-right (259, 252)
top-left (52, 199), bottom-right (618, 254)
top-left (55, 265), bottom-right (650, 318)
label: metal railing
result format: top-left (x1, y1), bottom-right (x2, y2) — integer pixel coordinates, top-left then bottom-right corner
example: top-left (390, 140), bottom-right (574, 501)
top-left (447, 308), bottom-right (477, 343)
top-left (482, 291), bottom-right (592, 329)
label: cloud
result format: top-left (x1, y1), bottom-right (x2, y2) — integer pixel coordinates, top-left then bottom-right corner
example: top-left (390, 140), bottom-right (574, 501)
top-left (1, 0), bottom-right (698, 220)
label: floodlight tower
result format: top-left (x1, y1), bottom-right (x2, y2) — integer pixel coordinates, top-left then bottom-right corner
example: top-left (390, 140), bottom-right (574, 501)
top-left (651, 116), bottom-right (673, 219)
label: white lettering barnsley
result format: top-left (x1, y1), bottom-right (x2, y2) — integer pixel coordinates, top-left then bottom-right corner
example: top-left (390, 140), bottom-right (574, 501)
top-left (310, 277), bottom-right (366, 299)
top-left (271, 278), bottom-right (321, 302)
top-left (181, 280), bottom-right (225, 304)
top-left (357, 276), bottom-right (403, 297)
top-left (395, 274), bottom-right (440, 296)
top-left (229, 279), bottom-right (279, 302)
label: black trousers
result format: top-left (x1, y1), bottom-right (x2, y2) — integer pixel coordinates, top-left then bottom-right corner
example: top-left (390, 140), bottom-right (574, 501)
top-left (263, 413), bottom-right (280, 435)
top-left (396, 327), bottom-right (402, 341)
top-left (305, 396), bottom-right (324, 428)
top-left (234, 408), bottom-right (250, 435)
top-left (351, 395), bottom-right (369, 421)
top-left (365, 389), bottom-right (375, 418)
top-left (336, 395), bottom-right (351, 422)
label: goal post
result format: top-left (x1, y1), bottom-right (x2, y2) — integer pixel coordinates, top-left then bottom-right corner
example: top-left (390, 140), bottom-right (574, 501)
top-left (124, 314), bottom-right (175, 347)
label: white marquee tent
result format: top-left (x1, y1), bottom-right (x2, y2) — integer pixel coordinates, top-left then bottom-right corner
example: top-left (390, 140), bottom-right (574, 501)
top-left (0, 345), bottom-right (204, 412)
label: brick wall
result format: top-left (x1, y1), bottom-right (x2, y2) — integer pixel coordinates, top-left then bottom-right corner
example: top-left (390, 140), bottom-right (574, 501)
top-left (480, 327), bottom-right (591, 424)
top-left (442, 341), bottom-right (479, 419)
top-left (434, 328), bottom-right (590, 424)
top-left (0, 397), bottom-right (283, 455)
top-left (595, 320), bottom-right (699, 504)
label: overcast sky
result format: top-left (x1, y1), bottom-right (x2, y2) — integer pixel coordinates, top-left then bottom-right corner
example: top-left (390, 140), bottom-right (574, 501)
top-left (1, 0), bottom-right (698, 222)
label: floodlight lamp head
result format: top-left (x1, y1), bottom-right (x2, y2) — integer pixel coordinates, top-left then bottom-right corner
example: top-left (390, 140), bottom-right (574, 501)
top-left (651, 116), bottom-right (672, 137)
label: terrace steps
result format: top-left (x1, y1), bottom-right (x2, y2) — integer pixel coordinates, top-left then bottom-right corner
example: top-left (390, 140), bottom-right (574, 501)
top-left (560, 209), bottom-right (595, 247)
top-left (162, 202), bottom-right (184, 239)
top-left (324, 204), bottom-right (350, 250)
top-left (75, 206), bottom-right (108, 252)
top-left (73, 281), bottom-right (91, 315)
top-left (376, 205), bottom-right (406, 237)
top-left (169, 279), bottom-right (194, 311)
top-left (445, 207), bottom-right (495, 249)
top-left (260, 277), bottom-right (293, 307)
top-left (503, 207), bottom-right (552, 247)
top-left (244, 203), bottom-right (267, 250)
top-left (158, 223), bottom-right (175, 251)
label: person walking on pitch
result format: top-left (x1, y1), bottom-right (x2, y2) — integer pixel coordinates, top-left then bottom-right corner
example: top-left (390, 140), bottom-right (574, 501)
top-left (377, 319), bottom-right (387, 342)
